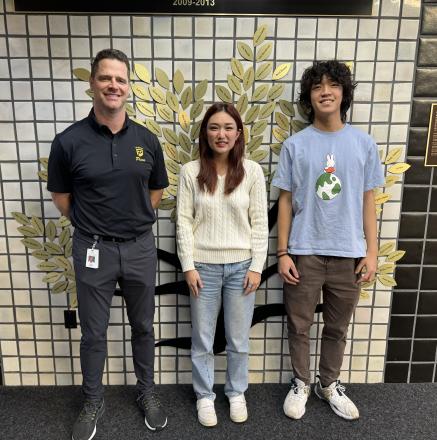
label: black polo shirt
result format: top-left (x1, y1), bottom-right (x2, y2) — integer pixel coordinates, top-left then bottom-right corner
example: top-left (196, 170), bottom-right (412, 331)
top-left (47, 109), bottom-right (168, 238)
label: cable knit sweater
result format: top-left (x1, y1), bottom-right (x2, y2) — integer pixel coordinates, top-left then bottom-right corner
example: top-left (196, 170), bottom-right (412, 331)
top-left (176, 159), bottom-right (268, 273)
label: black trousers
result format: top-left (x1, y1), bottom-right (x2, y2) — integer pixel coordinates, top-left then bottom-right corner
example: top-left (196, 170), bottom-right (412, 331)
top-left (72, 229), bottom-right (157, 400)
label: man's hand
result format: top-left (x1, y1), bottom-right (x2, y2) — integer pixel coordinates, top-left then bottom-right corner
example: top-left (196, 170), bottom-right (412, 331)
top-left (184, 270), bottom-right (204, 297)
top-left (355, 251), bottom-right (377, 283)
top-left (278, 255), bottom-right (300, 285)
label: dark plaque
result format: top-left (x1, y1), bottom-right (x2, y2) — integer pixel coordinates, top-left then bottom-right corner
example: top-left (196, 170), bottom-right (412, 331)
top-left (425, 103), bottom-right (437, 167)
top-left (14, 0), bottom-right (373, 16)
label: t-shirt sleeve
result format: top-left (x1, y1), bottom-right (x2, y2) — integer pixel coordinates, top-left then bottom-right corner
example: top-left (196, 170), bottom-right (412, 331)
top-left (47, 135), bottom-right (73, 193)
top-left (149, 136), bottom-right (169, 189)
top-left (364, 140), bottom-right (385, 191)
top-left (271, 138), bottom-right (293, 191)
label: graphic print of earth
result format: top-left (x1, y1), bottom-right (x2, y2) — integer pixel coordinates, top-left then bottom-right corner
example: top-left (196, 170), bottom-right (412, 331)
top-left (315, 172), bottom-right (342, 200)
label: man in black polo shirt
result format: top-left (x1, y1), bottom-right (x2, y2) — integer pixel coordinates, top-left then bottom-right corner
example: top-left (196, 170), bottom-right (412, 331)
top-left (47, 49), bottom-right (169, 440)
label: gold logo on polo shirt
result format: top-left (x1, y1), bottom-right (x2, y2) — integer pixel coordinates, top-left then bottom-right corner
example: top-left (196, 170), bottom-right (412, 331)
top-left (135, 146), bottom-right (145, 162)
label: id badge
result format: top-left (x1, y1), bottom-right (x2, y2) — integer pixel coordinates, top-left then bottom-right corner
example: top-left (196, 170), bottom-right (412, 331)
top-left (86, 248), bottom-right (99, 269)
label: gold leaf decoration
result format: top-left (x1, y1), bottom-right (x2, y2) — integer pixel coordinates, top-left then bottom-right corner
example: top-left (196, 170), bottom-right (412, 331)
top-left (54, 256), bottom-right (72, 271)
top-left (385, 147), bottom-right (403, 165)
top-left (192, 143), bottom-right (200, 159)
top-left (253, 24), bottom-right (268, 47)
top-left (270, 143), bottom-right (282, 156)
top-left (166, 91), bottom-right (179, 113)
top-left (237, 42), bottom-right (254, 61)
top-left (378, 263), bottom-right (395, 274)
top-left (38, 261), bottom-right (59, 271)
top-left (39, 157), bottom-right (49, 170)
top-left (134, 63), bottom-right (151, 83)
top-left (162, 128), bottom-right (179, 145)
top-left (64, 241), bottom-right (72, 258)
top-left (272, 63), bottom-right (292, 80)
top-left (46, 220), bottom-right (57, 242)
top-left (243, 126), bottom-right (249, 144)
top-left (243, 67), bottom-right (255, 91)
top-left (388, 162), bottom-right (411, 174)
top-left (236, 94), bottom-right (249, 115)
top-left (136, 102), bottom-right (155, 117)
top-left (66, 281), bottom-right (76, 292)
top-left (181, 86), bottom-right (193, 110)
top-left (231, 58), bottom-right (244, 80)
top-left (255, 62), bottom-right (273, 80)
top-left (43, 272), bottom-right (63, 284)
top-left (165, 159), bottom-right (180, 175)
top-left (44, 242), bottom-right (63, 255)
top-left (178, 110), bottom-right (191, 133)
top-left (11, 212), bottom-right (30, 226)
top-left (273, 127), bottom-right (288, 143)
top-left (38, 170), bottom-right (48, 181)
top-left (296, 102), bottom-right (309, 120)
top-left (18, 225), bottom-right (38, 237)
top-left (385, 175), bottom-right (399, 187)
top-left (52, 280), bottom-right (69, 294)
top-left (386, 250), bottom-right (406, 263)
top-left (58, 228), bottom-right (70, 247)
top-left (256, 42), bottom-right (273, 62)
top-left (70, 293), bottom-right (78, 308)
top-left (149, 86), bottom-right (166, 104)
top-left (125, 103), bottom-right (136, 117)
top-left (190, 100), bottom-right (204, 120)
top-left (164, 143), bottom-right (179, 162)
top-left (132, 118), bottom-right (147, 128)
top-left (173, 69), bottom-right (184, 95)
top-left (167, 185), bottom-right (178, 197)
top-left (251, 84), bottom-right (269, 102)
top-left (374, 193), bottom-right (391, 205)
top-left (157, 104), bottom-right (174, 122)
top-left (145, 119), bottom-right (161, 136)
top-left (250, 149), bottom-right (268, 162)
top-left (191, 121), bottom-right (201, 140)
top-left (155, 67), bottom-right (170, 89)
top-left (228, 75), bottom-right (242, 95)
top-left (179, 133), bottom-right (192, 153)
top-left (360, 290), bottom-right (370, 300)
top-left (259, 101), bottom-right (276, 119)
top-left (167, 171), bottom-right (179, 186)
top-left (246, 136), bottom-right (263, 153)
top-left (131, 83), bottom-right (150, 101)
top-left (268, 83), bottom-right (285, 101)
top-left (291, 119), bottom-right (308, 133)
top-left (216, 85), bottom-right (232, 103)
top-left (275, 112), bottom-right (290, 131)
top-left (21, 238), bottom-right (43, 250)
top-left (251, 120), bottom-right (268, 137)
top-left (378, 241), bottom-right (396, 256)
top-left (73, 68), bottom-right (90, 82)
top-left (360, 280), bottom-right (376, 289)
top-left (179, 150), bottom-right (191, 165)
top-left (245, 105), bottom-right (260, 124)
top-left (31, 250), bottom-right (50, 260)
top-left (195, 80), bottom-right (208, 101)
top-left (159, 198), bottom-right (177, 210)
top-left (377, 274), bottom-right (397, 287)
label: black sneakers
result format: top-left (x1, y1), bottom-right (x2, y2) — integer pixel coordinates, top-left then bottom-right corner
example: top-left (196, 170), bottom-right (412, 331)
top-left (136, 390), bottom-right (168, 431)
top-left (72, 398), bottom-right (104, 440)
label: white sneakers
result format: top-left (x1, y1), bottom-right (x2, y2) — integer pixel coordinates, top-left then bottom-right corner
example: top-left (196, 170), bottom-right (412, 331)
top-left (228, 394), bottom-right (248, 423)
top-left (196, 394), bottom-right (248, 427)
top-left (314, 379), bottom-right (360, 420)
top-left (196, 398), bottom-right (217, 427)
top-left (283, 378), bottom-right (311, 419)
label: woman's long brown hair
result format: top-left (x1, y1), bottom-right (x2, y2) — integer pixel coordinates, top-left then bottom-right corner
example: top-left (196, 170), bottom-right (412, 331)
top-left (197, 103), bottom-right (245, 195)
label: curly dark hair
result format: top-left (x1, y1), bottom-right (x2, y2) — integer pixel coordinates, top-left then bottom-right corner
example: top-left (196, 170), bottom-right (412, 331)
top-left (299, 60), bottom-right (357, 123)
top-left (91, 48), bottom-right (130, 78)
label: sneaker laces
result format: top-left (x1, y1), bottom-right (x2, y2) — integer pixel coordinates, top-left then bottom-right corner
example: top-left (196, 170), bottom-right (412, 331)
top-left (78, 401), bottom-right (102, 422)
top-left (333, 380), bottom-right (346, 396)
top-left (291, 378), bottom-right (306, 395)
top-left (138, 391), bottom-right (162, 411)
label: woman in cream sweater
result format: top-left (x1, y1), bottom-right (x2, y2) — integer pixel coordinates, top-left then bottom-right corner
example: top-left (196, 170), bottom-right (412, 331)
top-left (176, 103), bottom-right (268, 427)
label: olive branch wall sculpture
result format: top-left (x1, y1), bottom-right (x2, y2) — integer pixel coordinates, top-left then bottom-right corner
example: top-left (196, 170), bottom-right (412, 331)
top-left (12, 25), bottom-right (410, 324)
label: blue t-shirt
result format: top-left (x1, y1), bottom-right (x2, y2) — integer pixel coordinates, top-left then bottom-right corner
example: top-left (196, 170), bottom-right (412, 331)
top-left (272, 124), bottom-right (384, 258)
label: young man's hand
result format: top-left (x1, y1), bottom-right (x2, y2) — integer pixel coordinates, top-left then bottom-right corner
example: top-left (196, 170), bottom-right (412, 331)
top-left (278, 255), bottom-right (300, 285)
top-left (184, 270), bottom-right (204, 296)
top-left (355, 251), bottom-right (377, 283)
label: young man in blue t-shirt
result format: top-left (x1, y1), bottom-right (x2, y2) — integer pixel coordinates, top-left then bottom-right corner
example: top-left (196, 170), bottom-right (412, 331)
top-left (272, 61), bottom-right (384, 420)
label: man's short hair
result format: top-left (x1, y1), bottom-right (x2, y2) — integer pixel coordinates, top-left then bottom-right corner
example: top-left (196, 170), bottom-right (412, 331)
top-left (299, 60), bottom-right (357, 123)
top-left (90, 49), bottom-right (130, 78)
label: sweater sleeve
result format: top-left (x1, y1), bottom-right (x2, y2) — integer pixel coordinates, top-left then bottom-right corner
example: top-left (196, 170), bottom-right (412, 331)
top-left (248, 162), bottom-right (269, 273)
top-left (176, 164), bottom-right (196, 272)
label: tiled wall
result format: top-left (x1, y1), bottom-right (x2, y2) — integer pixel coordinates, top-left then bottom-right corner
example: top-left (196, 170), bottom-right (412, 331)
top-left (0, 0), bottom-right (421, 386)
top-left (385, 0), bottom-right (437, 383)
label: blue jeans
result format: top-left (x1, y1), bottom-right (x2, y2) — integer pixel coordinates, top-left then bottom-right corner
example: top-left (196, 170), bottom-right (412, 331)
top-left (190, 259), bottom-right (255, 400)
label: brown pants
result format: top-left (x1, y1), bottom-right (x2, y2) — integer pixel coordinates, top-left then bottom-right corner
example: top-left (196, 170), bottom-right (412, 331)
top-left (283, 255), bottom-right (360, 386)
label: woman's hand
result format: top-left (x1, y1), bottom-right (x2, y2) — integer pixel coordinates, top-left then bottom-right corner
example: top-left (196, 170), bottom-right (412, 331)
top-left (243, 270), bottom-right (261, 295)
top-left (184, 270), bottom-right (204, 297)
